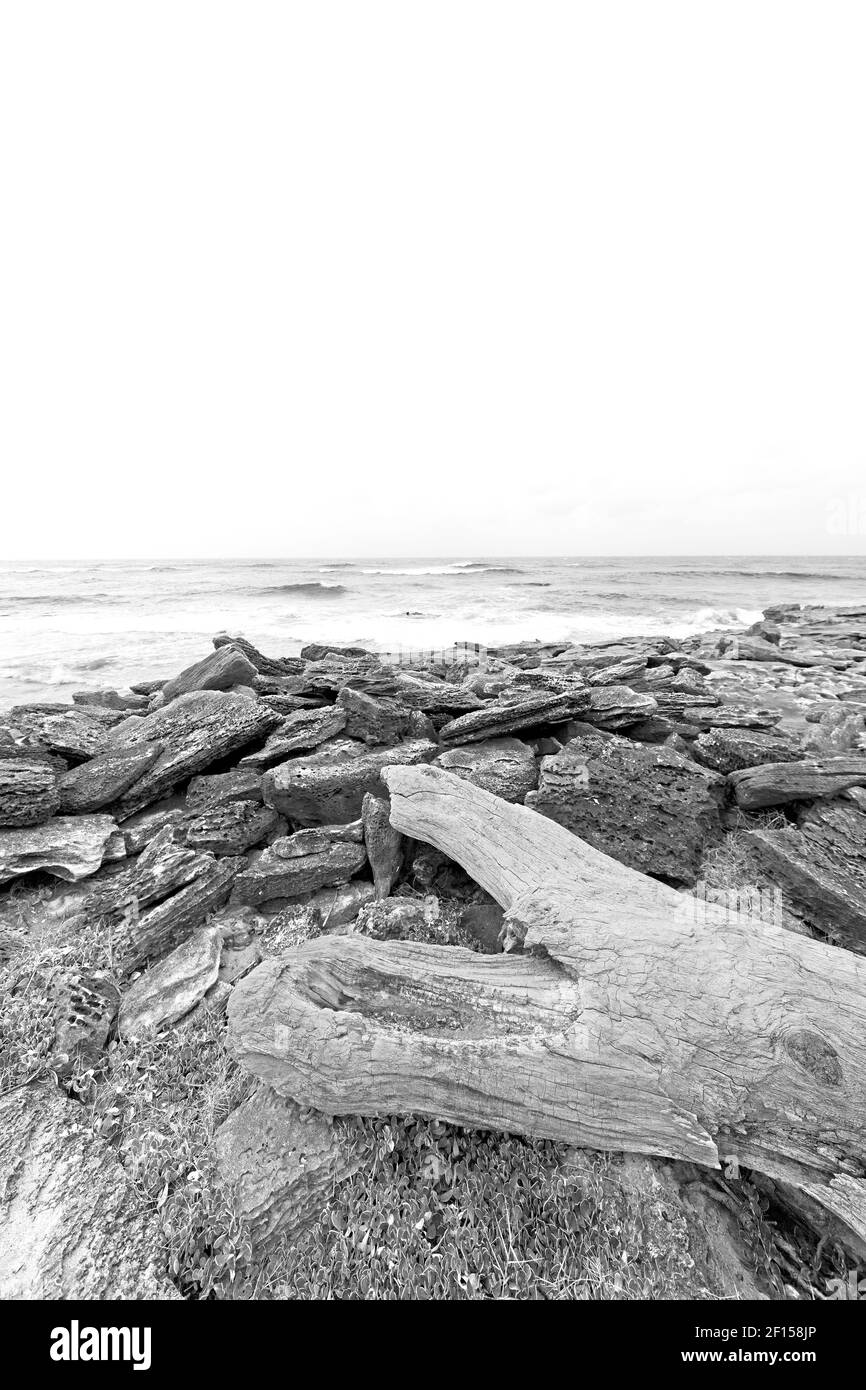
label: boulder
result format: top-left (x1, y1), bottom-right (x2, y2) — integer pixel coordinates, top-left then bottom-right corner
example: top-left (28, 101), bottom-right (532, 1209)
top-left (0, 815), bottom-right (122, 886)
top-left (185, 765), bottom-right (263, 811)
top-left (729, 756), bottom-right (866, 810)
top-left (212, 634), bottom-right (305, 679)
top-left (262, 738), bottom-right (437, 824)
top-left (232, 832), bottom-right (367, 907)
top-left (742, 801), bottom-right (866, 951)
top-left (213, 1087), bottom-right (359, 1251)
top-left (56, 743), bottom-right (163, 814)
top-left (362, 793), bottom-right (404, 897)
top-left (0, 757), bottom-right (60, 827)
top-left (336, 687), bottom-right (413, 745)
top-left (433, 737), bottom-right (538, 803)
top-left (0, 1084), bottom-right (177, 1299)
top-left (526, 733), bottom-right (722, 885)
top-left (102, 691), bottom-right (280, 816)
top-left (239, 706), bottom-right (347, 769)
top-left (692, 729), bottom-right (803, 776)
top-left (162, 645), bottom-right (258, 703)
top-left (118, 926), bottom-right (224, 1037)
top-left (184, 801), bottom-right (281, 856)
top-left (303, 880), bottom-right (377, 929)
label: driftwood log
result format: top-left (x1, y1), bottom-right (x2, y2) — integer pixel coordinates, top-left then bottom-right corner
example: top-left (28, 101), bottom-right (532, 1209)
top-left (227, 764), bottom-right (866, 1242)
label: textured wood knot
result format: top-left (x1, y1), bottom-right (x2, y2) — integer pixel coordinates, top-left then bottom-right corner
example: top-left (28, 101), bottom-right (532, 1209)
top-left (783, 1029), bottom-right (843, 1087)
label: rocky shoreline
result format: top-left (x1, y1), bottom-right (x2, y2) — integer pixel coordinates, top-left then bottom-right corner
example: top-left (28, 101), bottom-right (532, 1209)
top-left (2, 601), bottom-right (866, 1299)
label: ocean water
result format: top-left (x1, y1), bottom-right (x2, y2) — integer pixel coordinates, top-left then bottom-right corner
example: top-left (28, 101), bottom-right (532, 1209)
top-left (1, 556), bottom-right (865, 707)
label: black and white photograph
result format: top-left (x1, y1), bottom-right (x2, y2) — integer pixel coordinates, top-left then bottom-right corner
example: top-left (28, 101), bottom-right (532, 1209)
top-left (1, 0), bottom-right (865, 1346)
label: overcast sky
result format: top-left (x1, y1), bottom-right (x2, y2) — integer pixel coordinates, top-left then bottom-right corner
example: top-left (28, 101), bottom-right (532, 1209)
top-left (2, 2), bottom-right (864, 559)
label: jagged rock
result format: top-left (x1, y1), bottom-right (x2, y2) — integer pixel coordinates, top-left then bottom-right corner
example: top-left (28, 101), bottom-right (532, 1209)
top-left (692, 728), bottom-right (803, 776)
top-left (184, 801), bottom-right (281, 856)
top-left (742, 801), bottom-right (866, 950)
top-left (72, 689), bottom-right (149, 712)
top-left (51, 972), bottom-right (120, 1078)
top-left (114, 855), bottom-right (242, 976)
top-left (0, 757), bottom-right (60, 827)
top-left (262, 738), bottom-right (437, 824)
top-left (0, 1084), bottom-right (178, 1299)
top-left (678, 705), bottom-right (783, 731)
top-left (162, 645), bottom-right (258, 703)
top-left (81, 824), bottom-right (202, 924)
top-left (0, 815), bottom-right (122, 886)
top-left (434, 737), bottom-right (538, 802)
top-left (336, 687), bottom-right (413, 745)
top-left (185, 766), bottom-right (263, 811)
top-left (213, 1087), bottom-right (359, 1250)
top-left (526, 733), bottom-right (722, 885)
top-left (56, 743), bottom-right (163, 814)
top-left (729, 755), bottom-right (866, 809)
top-left (439, 691), bottom-right (589, 746)
top-left (731, 636), bottom-right (828, 666)
top-left (130, 679), bottom-right (166, 696)
top-left (122, 800), bottom-right (186, 854)
top-left (581, 686), bottom-right (659, 731)
top-left (260, 692), bottom-right (329, 714)
top-left (213, 633), bottom-right (305, 678)
top-left (232, 832), bottom-right (367, 906)
top-left (118, 926), bottom-right (224, 1037)
top-left (803, 705), bottom-right (865, 755)
top-left (102, 691), bottom-right (280, 816)
top-left (239, 706), bottom-right (347, 769)
top-left (362, 793), bottom-right (403, 897)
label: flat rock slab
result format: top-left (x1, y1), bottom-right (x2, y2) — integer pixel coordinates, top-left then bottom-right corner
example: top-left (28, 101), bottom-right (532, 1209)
top-left (233, 834), bottom-right (367, 906)
top-left (103, 691), bottom-right (281, 816)
top-left (0, 814), bottom-right (122, 885)
top-left (0, 1084), bottom-right (177, 1298)
top-left (162, 644), bottom-right (257, 702)
top-left (729, 755), bottom-right (866, 809)
top-left (0, 756), bottom-right (60, 827)
top-left (581, 685), bottom-right (659, 731)
top-left (57, 742), bottom-right (163, 813)
top-left (680, 704), bottom-right (783, 731)
top-left (439, 692), bottom-right (589, 745)
top-left (239, 705), bottom-right (347, 769)
top-left (119, 925), bottom-right (223, 1037)
top-left (262, 738), bottom-right (436, 824)
top-left (214, 1087), bottom-right (359, 1250)
top-left (692, 728), bottom-right (803, 776)
top-left (434, 737), bottom-right (538, 803)
top-left (1, 707), bottom-right (124, 762)
top-left (743, 801), bottom-right (866, 950)
top-left (526, 733), bottom-right (722, 885)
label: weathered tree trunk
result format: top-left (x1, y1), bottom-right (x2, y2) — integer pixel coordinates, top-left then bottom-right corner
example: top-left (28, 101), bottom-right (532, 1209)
top-left (227, 765), bottom-right (866, 1242)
